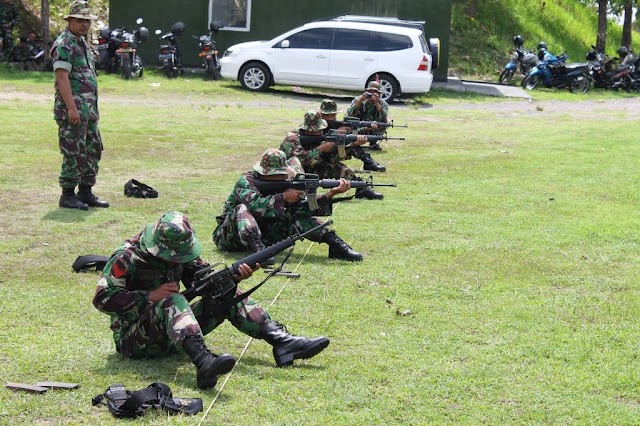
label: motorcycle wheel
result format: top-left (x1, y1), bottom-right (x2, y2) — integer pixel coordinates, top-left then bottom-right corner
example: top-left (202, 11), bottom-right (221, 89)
top-left (522, 74), bottom-right (540, 90)
top-left (122, 55), bottom-right (132, 80)
top-left (569, 75), bottom-right (590, 94)
top-left (205, 57), bottom-right (219, 80)
top-left (499, 68), bottom-right (515, 84)
top-left (163, 64), bottom-right (173, 79)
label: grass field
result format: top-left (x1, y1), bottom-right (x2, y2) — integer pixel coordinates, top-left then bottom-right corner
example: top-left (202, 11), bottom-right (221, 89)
top-left (1, 70), bottom-right (640, 425)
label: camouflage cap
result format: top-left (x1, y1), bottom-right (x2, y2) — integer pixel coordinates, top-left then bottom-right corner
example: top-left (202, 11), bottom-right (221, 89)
top-left (63, 0), bottom-right (97, 20)
top-left (299, 110), bottom-right (328, 132)
top-left (253, 148), bottom-right (293, 176)
top-left (140, 211), bottom-right (202, 263)
top-left (366, 81), bottom-right (382, 92)
top-left (319, 99), bottom-right (338, 115)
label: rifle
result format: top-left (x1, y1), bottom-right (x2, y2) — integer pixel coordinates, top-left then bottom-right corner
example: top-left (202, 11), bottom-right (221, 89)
top-left (181, 220), bottom-right (332, 302)
top-left (342, 115), bottom-right (408, 130)
top-left (254, 173), bottom-right (396, 210)
top-left (299, 132), bottom-right (405, 159)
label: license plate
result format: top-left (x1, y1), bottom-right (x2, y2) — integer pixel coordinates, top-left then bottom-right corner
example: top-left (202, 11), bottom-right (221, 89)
top-left (158, 53), bottom-right (173, 60)
top-left (96, 44), bottom-right (108, 50)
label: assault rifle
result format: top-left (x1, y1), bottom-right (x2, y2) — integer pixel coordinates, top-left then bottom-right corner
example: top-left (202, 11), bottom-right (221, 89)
top-left (254, 173), bottom-right (396, 210)
top-left (342, 116), bottom-right (408, 130)
top-left (181, 221), bottom-right (332, 302)
top-left (299, 132), bottom-right (405, 159)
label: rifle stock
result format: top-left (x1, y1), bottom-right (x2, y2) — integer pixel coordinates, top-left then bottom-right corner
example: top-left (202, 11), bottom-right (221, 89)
top-left (181, 220), bottom-right (332, 302)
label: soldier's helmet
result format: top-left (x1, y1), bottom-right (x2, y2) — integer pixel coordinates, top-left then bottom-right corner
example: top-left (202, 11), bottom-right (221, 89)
top-left (319, 99), bottom-right (338, 115)
top-left (366, 81), bottom-right (382, 92)
top-left (64, 0), bottom-right (97, 20)
top-left (299, 110), bottom-right (327, 132)
top-left (140, 211), bottom-right (202, 263)
top-left (254, 148), bottom-right (293, 176)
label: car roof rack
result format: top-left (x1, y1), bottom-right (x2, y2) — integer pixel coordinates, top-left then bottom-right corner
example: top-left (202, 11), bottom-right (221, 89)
top-left (325, 15), bottom-right (425, 33)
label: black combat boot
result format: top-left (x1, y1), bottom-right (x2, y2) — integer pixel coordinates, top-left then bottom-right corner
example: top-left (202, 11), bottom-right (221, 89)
top-left (183, 334), bottom-right (236, 389)
top-left (368, 141), bottom-right (382, 151)
top-left (361, 152), bottom-right (386, 172)
top-left (354, 187), bottom-right (384, 200)
top-left (59, 187), bottom-right (89, 210)
top-left (246, 232), bottom-right (275, 267)
top-left (259, 321), bottom-right (330, 367)
top-left (322, 230), bottom-right (363, 261)
top-left (77, 184), bottom-right (110, 208)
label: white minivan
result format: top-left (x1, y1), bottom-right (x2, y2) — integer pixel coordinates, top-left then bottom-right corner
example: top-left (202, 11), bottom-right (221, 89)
top-left (220, 17), bottom-right (439, 101)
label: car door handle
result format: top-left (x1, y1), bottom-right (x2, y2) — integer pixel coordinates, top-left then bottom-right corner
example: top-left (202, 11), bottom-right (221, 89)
top-left (316, 55), bottom-right (328, 59)
top-left (364, 57), bottom-right (375, 61)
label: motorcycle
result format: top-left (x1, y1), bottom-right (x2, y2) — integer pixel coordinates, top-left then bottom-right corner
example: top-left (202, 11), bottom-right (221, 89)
top-left (586, 46), bottom-right (618, 89)
top-left (499, 47), bottom-right (539, 83)
top-left (96, 18), bottom-right (149, 79)
top-left (522, 53), bottom-right (591, 93)
top-left (155, 21), bottom-right (185, 78)
top-left (193, 21), bottom-right (224, 80)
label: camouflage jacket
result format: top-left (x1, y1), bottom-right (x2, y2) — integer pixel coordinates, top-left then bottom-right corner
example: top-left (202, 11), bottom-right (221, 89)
top-left (280, 131), bottom-right (342, 168)
top-left (220, 171), bottom-right (288, 222)
top-left (93, 232), bottom-right (210, 338)
top-left (8, 44), bottom-right (32, 62)
top-left (346, 97), bottom-right (389, 123)
top-left (50, 28), bottom-right (99, 121)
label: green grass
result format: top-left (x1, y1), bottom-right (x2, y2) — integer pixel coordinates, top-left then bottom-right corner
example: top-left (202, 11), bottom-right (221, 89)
top-left (1, 71), bottom-right (640, 425)
top-left (450, 0), bottom-right (640, 80)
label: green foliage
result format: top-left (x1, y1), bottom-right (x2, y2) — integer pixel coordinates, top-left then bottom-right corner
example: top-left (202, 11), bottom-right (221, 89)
top-left (450, 0), bottom-right (640, 79)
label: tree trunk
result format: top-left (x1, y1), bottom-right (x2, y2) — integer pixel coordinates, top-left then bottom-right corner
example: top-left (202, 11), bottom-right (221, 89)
top-left (621, 0), bottom-right (633, 48)
top-left (596, 0), bottom-right (608, 52)
top-left (42, 0), bottom-right (49, 61)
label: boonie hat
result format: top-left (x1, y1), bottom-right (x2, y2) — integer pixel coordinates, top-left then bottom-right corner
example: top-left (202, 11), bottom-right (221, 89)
top-left (253, 149), bottom-right (293, 176)
top-left (140, 211), bottom-right (202, 263)
top-left (299, 110), bottom-right (327, 132)
top-left (64, 0), bottom-right (97, 20)
top-left (319, 99), bottom-right (338, 115)
top-left (366, 81), bottom-right (381, 92)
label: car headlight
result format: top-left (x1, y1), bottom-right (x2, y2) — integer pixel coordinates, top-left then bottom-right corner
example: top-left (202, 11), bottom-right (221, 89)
top-left (223, 48), bottom-right (241, 58)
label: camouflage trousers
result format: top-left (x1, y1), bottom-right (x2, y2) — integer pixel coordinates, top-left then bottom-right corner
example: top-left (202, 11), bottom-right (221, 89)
top-left (57, 119), bottom-right (103, 189)
top-left (212, 204), bottom-right (327, 252)
top-left (115, 288), bottom-right (271, 359)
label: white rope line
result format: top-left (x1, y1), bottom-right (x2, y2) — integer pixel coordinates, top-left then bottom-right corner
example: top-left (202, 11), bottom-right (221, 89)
top-left (198, 237), bottom-right (318, 424)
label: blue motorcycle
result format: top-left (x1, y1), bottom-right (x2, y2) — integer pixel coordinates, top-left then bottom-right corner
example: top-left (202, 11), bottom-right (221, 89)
top-left (522, 53), bottom-right (591, 93)
top-left (498, 47), bottom-right (539, 83)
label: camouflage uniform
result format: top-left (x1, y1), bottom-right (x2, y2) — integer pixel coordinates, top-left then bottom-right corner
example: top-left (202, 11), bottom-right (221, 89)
top-left (7, 38), bottom-right (39, 71)
top-left (51, 25), bottom-right (102, 189)
top-left (0, 0), bottom-right (17, 54)
top-left (93, 212), bottom-right (271, 359)
top-left (346, 81), bottom-right (390, 125)
top-left (213, 149), bottom-right (332, 252)
top-left (280, 110), bottom-right (357, 180)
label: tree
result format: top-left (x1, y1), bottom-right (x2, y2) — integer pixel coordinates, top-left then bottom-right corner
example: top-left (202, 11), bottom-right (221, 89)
top-left (596, 0), bottom-right (609, 52)
top-left (42, 0), bottom-right (49, 61)
top-left (621, 0), bottom-right (634, 48)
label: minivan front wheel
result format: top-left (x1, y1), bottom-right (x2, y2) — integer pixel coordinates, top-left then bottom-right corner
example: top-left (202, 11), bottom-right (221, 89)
top-left (240, 63), bottom-right (270, 92)
top-left (369, 74), bottom-right (398, 102)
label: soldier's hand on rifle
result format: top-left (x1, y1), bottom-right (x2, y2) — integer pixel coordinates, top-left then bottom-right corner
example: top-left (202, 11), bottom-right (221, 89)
top-left (352, 134), bottom-right (368, 146)
top-left (232, 262), bottom-right (256, 282)
top-left (149, 281), bottom-right (179, 303)
top-left (326, 178), bottom-right (351, 199)
top-left (283, 188), bottom-right (304, 204)
top-left (318, 141), bottom-right (336, 153)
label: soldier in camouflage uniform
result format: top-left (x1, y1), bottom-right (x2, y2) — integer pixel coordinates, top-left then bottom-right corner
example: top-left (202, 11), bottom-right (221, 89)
top-left (346, 81), bottom-right (390, 151)
top-left (7, 36), bottom-right (39, 71)
top-left (0, 0), bottom-right (18, 56)
top-left (280, 110), bottom-right (383, 200)
top-left (319, 98), bottom-right (386, 172)
top-left (94, 211), bottom-right (331, 389)
top-left (213, 149), bottom-right (363, 261)
top-left (51, 1), bottom-right (109, 210)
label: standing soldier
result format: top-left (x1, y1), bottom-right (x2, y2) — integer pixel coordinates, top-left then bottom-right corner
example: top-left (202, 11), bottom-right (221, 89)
top-left (51, 1), bottom-right (109, 210)
top-left (0, 0), bottom-right (18, 57)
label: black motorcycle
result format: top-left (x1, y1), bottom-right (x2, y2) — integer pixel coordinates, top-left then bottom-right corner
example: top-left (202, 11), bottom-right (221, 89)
top-left (155, 22), bottom-right (185, 78)
top-left (522, 53), bottom-right (591, 93)
top-left (586, 46), bottom-right (618, 89)
top-left (193, 21), bottom-right (224, 80)
top-left (96, 18), bottom-right (148, 79)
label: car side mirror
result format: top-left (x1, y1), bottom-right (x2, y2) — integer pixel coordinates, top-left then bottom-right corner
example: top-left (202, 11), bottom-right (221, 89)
top-left (280, 39), bottom-right (290, 48)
